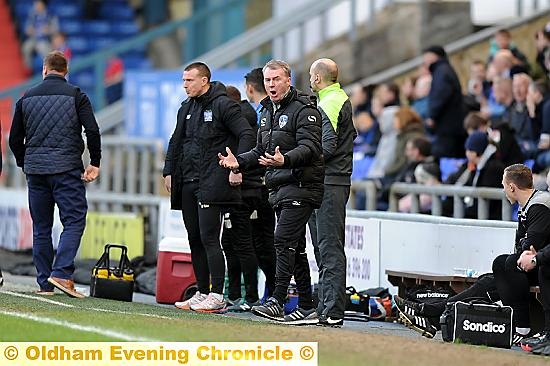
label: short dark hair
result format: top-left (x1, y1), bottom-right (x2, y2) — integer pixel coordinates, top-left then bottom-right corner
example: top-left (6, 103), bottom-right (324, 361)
top-left (184, 62), bottom-right (211, 81)
top-left (531, 79), bottom-right (550, 96)
top-left (44, 51), bottom-right (68, 73)
top-left (244, 68), bottom-right (266, 94)
top-left (409, 136), bottom-right (431, 157)
top-left (226, 85), bottom-right (241, 102)
top-left (504, 164), bottom-right (533, 190)
top-left (464, 112), bottom-right (489, 131)
top-left (496, 28), bottom-right (511, 38)
top-left (423, 45), bottom-right (447, 59)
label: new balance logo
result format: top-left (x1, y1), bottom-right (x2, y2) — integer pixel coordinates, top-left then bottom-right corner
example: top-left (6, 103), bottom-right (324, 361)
top-left (462, 320), bottom-right (506, 333)
top-left (416, 292), bottom-right (449, 299)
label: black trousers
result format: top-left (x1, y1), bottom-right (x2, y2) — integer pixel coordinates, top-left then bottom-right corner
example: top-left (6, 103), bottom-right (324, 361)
top-left (251, 186), bottom-right (276, 297)
top-left (308, 184), bottom-right (349, 319)
top-left (221, 196), bottom-right (259, 303)
top-left (181, 181), bottom-right (224, 294)
top-left (272, 201), bottom-right (314, 309)
top-left (492, 253), bottom-right (550, 329)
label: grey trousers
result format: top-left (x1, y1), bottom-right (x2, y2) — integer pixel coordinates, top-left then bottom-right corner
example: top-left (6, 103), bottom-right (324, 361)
top-left (308, 184), bottom-right (349, 319)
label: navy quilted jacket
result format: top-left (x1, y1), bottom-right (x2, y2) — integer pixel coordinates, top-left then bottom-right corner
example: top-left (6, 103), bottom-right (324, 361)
top-left (9, 74), bottom-right (101, 174)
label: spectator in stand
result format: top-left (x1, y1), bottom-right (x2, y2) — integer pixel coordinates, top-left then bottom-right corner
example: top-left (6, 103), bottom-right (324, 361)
top-left (22, 0), bottom-right (59, 70)
top-left (243, 68), bottom-right (277, 301)
top-left (51, 32), bottom-right (71, 61)
top-left (220, 85), bottom-right (261, 311)
top-left (509, 73), bottom-right (538, 158)
top-left (398, 160), bottom-right (441, 214)
top-left (490, 77), bottom-right (526, 166)
top-left (442, 131), bottom-right (505, 220)
top-left (423, 45), bottom-right (466, 158)
top-left (367, 83), bottom-right (400, 179)
top-left (351, 84), bottom-right (380, 157)
top-left (528, 80), bottom-right (550, 170)
top-left (535, 25), bottom-right (550, 78)
top-left (401, 76), bottom-right (418, 106)
top-left (411, 74), bottom-right (431, 121)
top-left (488, 29), bottom-right (529, 69)
top-left (464, 60), bottom-right (490, 113)
top-left (384, 107), bottom-right (426, 178)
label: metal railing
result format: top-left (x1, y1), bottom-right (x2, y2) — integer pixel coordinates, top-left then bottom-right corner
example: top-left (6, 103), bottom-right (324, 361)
top-left (388, 183), bottom-right (512, 221)
top-left (2, 136), bottom-right (165, 194)
top-left (349, 180), bottom-right (377, 211)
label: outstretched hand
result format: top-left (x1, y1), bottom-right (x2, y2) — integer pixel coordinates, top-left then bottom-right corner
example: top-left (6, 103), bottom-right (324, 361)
top-left (218, 147), bottom-right (239, 169)
top-left (259, 146), bottom-right (284, 167)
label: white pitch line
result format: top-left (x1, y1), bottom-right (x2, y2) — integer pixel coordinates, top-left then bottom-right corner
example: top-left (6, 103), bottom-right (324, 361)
top-left (1, 291), bottom-right (75, 308)
top-left (1, 290), bottom-right (174, 320)
top-left (0, 310), bottom-right (159, 342)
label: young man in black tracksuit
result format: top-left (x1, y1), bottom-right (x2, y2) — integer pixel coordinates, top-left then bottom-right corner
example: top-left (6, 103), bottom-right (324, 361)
top-left (163, 62), bottom-right (255, 313)
top-left (219, 60), bottom-right (324, 324)
top-left (487, 164), bottom-right (550, 349)
top-left (495, 164), bottom-right (550, 353)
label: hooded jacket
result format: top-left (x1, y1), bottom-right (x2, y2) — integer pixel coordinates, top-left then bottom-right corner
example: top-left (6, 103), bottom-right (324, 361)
top-left (163, 81), bottom-right (255, 209)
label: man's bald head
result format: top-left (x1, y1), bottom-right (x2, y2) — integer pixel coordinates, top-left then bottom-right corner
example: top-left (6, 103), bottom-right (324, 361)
top-left (309, 58), bottom-right (339, 92)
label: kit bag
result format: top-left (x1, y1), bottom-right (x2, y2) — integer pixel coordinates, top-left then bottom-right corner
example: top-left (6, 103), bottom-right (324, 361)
top-left (90, 244), bottom-right (134, 302)
top-left (440, 299), bottom-right (513, 348)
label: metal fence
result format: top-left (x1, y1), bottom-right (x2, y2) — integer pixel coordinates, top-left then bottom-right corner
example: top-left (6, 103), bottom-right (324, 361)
top-left (350, 180), bottom-right (512, 221)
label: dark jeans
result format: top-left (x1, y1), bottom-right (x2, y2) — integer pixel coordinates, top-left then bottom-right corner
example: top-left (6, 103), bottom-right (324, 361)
top-left (272, 201), bottom-right (314, 309)
top-left (221, 196), bottom-right (259, 303)
top-left (251, 186), bottom-right (276, 297)
top-left (493, 253), bottom-right (543, 328)
top-left (181, 181), bottom-right (224, 294)
top-left (27, 169), bottom-right (87, 291)
top-left (308, 184), bottom-right (349, 319)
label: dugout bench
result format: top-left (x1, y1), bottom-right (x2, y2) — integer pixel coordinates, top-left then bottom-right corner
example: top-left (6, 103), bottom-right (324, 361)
top-left (386, 269), bottom-right (544, 331)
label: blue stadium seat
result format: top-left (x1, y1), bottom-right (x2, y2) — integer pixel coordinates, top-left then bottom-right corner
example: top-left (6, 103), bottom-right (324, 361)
top-left (111, 21), bottom-right (138, 36)
top-left (60, 19), bottom-right (83, 35)
top-left (88, 36), bottom-right (117, 50)
top-left (85, 20), bottom-right (111, 35)
top-left (440, 157), bottom-right (466, 182)
top-left (49, 3), bottom-right (82, 18)
top-left (68, 36), bottom-right (91, 54)
top-left (69, 71), bottom-right (95, 90)
top-left (121, 56), bottom-right (152, 69)
top-left (99, 4), bottom-right (134, 20)
top-left (524, 159), bottom-right (535, 170)
top-left (351, 156), bottom-right (374, 180)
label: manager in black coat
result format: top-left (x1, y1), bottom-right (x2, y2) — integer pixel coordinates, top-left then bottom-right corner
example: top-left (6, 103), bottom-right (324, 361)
top-left (219, 60), bottom-right (324, 323)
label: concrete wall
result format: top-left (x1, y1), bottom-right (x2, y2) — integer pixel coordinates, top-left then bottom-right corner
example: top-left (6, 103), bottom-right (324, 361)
top-left (293, 1), bottom-right (472, 89)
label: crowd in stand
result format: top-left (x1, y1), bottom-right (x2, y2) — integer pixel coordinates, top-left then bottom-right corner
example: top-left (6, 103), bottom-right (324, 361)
top-left (352, 24), bottom-right (550, 219)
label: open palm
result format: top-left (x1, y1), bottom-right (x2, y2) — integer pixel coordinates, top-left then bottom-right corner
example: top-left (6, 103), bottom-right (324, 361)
top-left (218, 147), bottom-right (239, 169)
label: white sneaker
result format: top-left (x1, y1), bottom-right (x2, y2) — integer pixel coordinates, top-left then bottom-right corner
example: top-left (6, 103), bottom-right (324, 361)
top-left (175, 291), bottom-right (207, 310)
top-left (191, 293), bottom-right (227, 313)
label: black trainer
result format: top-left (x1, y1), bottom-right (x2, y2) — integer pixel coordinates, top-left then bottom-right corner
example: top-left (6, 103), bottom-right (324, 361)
top-left (251, 297), bottom-right (284, 321)
top-left (394, 295), bottom-right (425, 317)
top-left (532, 339), bottom-right (550, 356)
top-left (317, 316), bottom-right (344, 328)
top-left (227, 299), bottom-right (261, 312)
top-left (398, 310), bottom-right (437, 338)
top-left (284, 307), bottom-right (318, 325)
top-left (521, 330), bottom-right (550, 352)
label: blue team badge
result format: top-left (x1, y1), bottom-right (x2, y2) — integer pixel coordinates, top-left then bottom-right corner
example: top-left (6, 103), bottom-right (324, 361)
top-left (204, 110), bottom-right (213, 122)
top-left (278, 115), bottom-right (288, 128)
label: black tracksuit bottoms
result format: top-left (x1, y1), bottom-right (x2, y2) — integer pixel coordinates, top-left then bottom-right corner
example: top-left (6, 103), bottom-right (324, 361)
top-left (181, 181), bottom-right (224, 295)
top-left (272, 201), bottom-right (314, 309)
top-left (493, 253), bottom-right (550, 330)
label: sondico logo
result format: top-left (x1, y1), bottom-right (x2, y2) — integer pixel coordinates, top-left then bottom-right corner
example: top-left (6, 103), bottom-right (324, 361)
top-left (462, 319), bottom-right (506, 333)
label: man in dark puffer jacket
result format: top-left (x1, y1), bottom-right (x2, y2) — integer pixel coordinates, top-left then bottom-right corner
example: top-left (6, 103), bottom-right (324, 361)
top-left (219, 59), bottom-right (324, 324)
top-left (9, 51), bottom-right (101, 298)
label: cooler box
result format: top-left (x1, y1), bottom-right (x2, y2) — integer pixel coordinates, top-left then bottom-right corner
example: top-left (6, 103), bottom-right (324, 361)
top-left (156, 237), bottom-right (197, 304)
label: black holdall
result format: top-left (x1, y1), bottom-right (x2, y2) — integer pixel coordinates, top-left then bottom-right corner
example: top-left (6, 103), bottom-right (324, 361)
top-left (440, 299), bottom-right (513, 348)
top-left (90, 244), bottom-right (135, 302)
